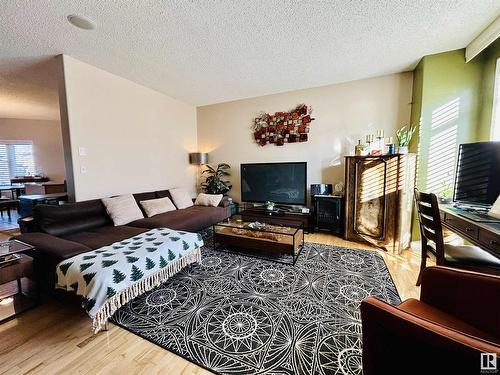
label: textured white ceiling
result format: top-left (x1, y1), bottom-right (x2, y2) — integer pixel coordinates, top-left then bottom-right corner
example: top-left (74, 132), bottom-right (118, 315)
top-left (1, 0), bottom-right (499, 120)
top-left (0, 57), bottom-right (60, 120)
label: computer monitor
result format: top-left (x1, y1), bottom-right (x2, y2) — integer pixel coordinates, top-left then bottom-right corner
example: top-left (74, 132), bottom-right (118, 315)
top-left (453, 141), bottom-right (500, 207)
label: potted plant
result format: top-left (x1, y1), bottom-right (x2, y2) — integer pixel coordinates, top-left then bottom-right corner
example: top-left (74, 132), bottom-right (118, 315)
top-left (201, 163), bottom-right (232, 195)
top-left (396, 125), bottom-right (416, 154)
top-left (439, 182), bottom-right (453, 204)
top-left (264, 201), bottom-right (275, 211)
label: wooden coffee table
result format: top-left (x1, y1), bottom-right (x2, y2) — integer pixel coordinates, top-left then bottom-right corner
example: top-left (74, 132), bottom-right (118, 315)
top-left (213, 215), bottom-right (304, 265)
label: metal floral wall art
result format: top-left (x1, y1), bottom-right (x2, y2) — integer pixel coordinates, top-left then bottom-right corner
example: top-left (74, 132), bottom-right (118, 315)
top-left (252, 104), bottom-right (315, 146)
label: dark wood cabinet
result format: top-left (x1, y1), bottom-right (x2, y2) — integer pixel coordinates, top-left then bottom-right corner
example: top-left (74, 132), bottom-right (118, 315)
top-left (344, 154), bottom-right (416, 252)
top-left (240, 208), bottom-right (311, 231)
top-left (311, 195), bottom-right (343, 234)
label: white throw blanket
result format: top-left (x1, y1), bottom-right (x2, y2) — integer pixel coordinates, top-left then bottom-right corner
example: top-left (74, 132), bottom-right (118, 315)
top-left (55, 228), bottom-right (203, 332)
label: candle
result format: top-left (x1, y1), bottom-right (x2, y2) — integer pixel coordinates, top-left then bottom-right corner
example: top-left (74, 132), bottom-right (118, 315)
top-left (376, 129), bottom-right (384, 138)
top-left (365, 134), bottom-right (374, 143)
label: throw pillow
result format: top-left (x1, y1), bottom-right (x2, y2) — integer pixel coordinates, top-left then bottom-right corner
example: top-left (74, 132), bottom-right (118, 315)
top-left (169, 188), bottom-right (194, 209)
top-left (101, 194), bottom-right (144, 226)
top-left (194, 193), bottom-right (223, 207)
top-left (140, 197), bottom-right (176, 217)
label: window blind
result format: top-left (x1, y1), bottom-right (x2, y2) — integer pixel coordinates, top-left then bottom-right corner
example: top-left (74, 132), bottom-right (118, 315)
top-left (0, 145), bottom-right (9, 185)
top-left (0, 143), bottom-right (36, 184)
top-left (12, 144), bottom-right (36, 176)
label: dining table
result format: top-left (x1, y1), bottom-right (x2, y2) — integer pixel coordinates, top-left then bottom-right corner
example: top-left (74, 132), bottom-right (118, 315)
top-left (0, 184), bottom-right (25, 199)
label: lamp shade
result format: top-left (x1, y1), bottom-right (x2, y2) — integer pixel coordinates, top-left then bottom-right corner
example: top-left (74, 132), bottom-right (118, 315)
top-left (189, 152), bottom-right (208, 165)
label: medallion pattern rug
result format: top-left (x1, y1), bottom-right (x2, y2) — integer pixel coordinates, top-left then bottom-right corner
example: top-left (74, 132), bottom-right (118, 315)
top-left (111, 241), bottom-right (400, 374)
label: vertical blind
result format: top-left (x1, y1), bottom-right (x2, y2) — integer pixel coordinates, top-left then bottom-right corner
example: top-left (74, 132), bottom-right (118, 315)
top-left (0, 143), bottom-right (36, 185)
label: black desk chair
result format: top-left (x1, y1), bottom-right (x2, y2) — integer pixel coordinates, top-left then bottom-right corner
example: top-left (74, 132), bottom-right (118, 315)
top-left (414, 189), bottom-right (500, 285)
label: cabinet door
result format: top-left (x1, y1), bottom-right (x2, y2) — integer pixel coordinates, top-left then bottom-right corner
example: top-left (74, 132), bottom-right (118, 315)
top-left (353, 158), bottom-right (387, 239)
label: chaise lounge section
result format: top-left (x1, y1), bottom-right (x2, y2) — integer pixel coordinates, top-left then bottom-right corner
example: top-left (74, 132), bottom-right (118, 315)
top-left (14, 189), bottom-right (231, 291)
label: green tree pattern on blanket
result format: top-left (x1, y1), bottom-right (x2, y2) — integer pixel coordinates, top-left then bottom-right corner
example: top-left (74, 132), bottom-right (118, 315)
top-left (102, 259), bottom-right (118, 268)
top-left (59, 262), bottom-right (73, 276)
top-left (130, 265), bottom-right (144, 281)
top-left (70, 282), bottom-right (78, 292)
top-left (126, 256), bottom-right (139, 263)
top-left (107, 287), bottom-right (116, 298)
top-left (113, 269), bottom-right (126, 284)
top-left (182, 241), bottom-right (190, 251)
top-left (168, 249), bottom-right (176, 261)
top-left (159, 256), bottom-right (168, 268)
top-left (83, 272), bottom-right (96, 286)
top-left (80, 262), bottom-right (94, 272)
top-left (145, 257), bottom-right (156, 270)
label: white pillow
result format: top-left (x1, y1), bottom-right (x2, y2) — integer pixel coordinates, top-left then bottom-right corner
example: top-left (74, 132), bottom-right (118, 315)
top-left (195, 193), bottom-right (223, 207)
top-left (169, 188), bottom-right (193, 209)
top-left (140, 197), bottom-right (176, 217)
top-left (101, 194), bottom-right (144, 226)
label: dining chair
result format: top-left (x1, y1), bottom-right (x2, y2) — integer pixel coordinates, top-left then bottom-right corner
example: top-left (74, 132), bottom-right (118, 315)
top-left (414, 189), bottom-right (500, 285)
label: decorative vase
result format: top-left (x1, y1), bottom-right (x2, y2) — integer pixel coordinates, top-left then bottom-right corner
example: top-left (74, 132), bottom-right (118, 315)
top-left (397, 146), bottom-right (409, 154)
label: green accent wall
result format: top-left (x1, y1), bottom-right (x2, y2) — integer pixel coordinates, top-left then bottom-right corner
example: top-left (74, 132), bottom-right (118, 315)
top-left (409, 45), bottom-right (498, 239)
top-left (478, 38), bottom-right (500, 140)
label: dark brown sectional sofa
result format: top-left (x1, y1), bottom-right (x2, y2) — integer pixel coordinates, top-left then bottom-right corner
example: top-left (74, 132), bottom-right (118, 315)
top-left (14, 189), bottom-right (231, 291)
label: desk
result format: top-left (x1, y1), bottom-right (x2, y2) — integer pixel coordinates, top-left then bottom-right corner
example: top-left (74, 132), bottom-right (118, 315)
top-left (440, 205), bottom-right (500, 258)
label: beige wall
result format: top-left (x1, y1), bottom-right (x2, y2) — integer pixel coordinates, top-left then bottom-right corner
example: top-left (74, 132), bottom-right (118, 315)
top-left (197, 72), bottom-right (413, 203)
top-left (0, 118), bottom-right (66, 181)
top-left (60, 55), bottom-right (198, 201)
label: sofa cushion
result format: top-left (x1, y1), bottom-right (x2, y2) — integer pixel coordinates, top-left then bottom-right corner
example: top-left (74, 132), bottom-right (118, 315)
top-left (129, 205), bottom-right (230, 232)
top-left (101, 194), bottom-right (144, 226)
top-left (12, 232), bottom-right (94, 293)
top-left (132, 191), bottom-right (157, 204)
top-left (140, 197), bottom-right (176, 217)
top-left (156, 189), bottom-right (172, 200)
top-left (398, 298), bottom-right (497, 343)
top-left (195, 193), bottom-right (223, 207)
top-left (13, 232), bottom-right (92, 262)
top-left (33, 200), bottom-right (111, 236)
top-left (169, 188), bottom-right (194, 209)
top-left (63, 225), bottom-right (147, 249)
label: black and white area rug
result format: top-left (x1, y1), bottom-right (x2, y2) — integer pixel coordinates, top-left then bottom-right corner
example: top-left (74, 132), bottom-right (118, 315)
top-left (111, 240), bottom-right (400, 374)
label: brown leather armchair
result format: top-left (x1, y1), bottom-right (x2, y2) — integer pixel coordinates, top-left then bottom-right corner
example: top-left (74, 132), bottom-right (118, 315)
top-left (361, 266), bottom-right (499, 375)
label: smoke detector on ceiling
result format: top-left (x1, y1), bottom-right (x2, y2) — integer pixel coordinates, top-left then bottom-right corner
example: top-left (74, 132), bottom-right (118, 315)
top-left (67, 14), bottom-right (95, 30)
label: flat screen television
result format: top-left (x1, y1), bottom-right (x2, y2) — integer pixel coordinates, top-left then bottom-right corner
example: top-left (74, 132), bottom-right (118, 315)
top-left (241, 162), bottom-right (307, 205)
top-left (454, 141), bottom-right (500, 206)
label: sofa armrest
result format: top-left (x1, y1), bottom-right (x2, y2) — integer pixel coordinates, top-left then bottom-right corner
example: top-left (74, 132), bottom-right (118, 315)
top-left (361, 296), bottom-right (499, 375)
top-left (420, 266), bottom-right (500, 337)
top-left (12, 232), bottom-right (92, 261)
top-left (12, 232), bottom-right (92, 293)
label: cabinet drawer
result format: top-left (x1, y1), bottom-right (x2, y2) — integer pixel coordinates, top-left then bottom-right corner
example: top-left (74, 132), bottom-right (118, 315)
top-left (478, 230), bottom-right (500, 255)
top-left (444, 214), bottom-right (479, 240)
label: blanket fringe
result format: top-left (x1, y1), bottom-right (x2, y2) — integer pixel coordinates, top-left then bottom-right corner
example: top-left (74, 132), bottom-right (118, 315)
top-left (92, 248), bottom-right (201, 333)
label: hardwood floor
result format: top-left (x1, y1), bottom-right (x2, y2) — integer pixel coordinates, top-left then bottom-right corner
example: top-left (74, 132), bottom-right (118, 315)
top-left (0, 233), bottom-right (431, 375)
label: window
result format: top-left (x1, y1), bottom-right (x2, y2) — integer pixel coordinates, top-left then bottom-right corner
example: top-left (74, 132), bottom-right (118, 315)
top-left (0, 142), bottom-right (36, 185)
top-left (491, 58), bottom-right (500, 141)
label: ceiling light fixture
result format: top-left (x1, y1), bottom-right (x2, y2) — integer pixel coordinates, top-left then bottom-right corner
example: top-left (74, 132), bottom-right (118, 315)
top-left (67, 14), bottom-right (95, 30)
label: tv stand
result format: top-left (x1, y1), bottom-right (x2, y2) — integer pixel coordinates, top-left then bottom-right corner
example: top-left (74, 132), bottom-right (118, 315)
top-left (240, 207), bottom-right (311, 232)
